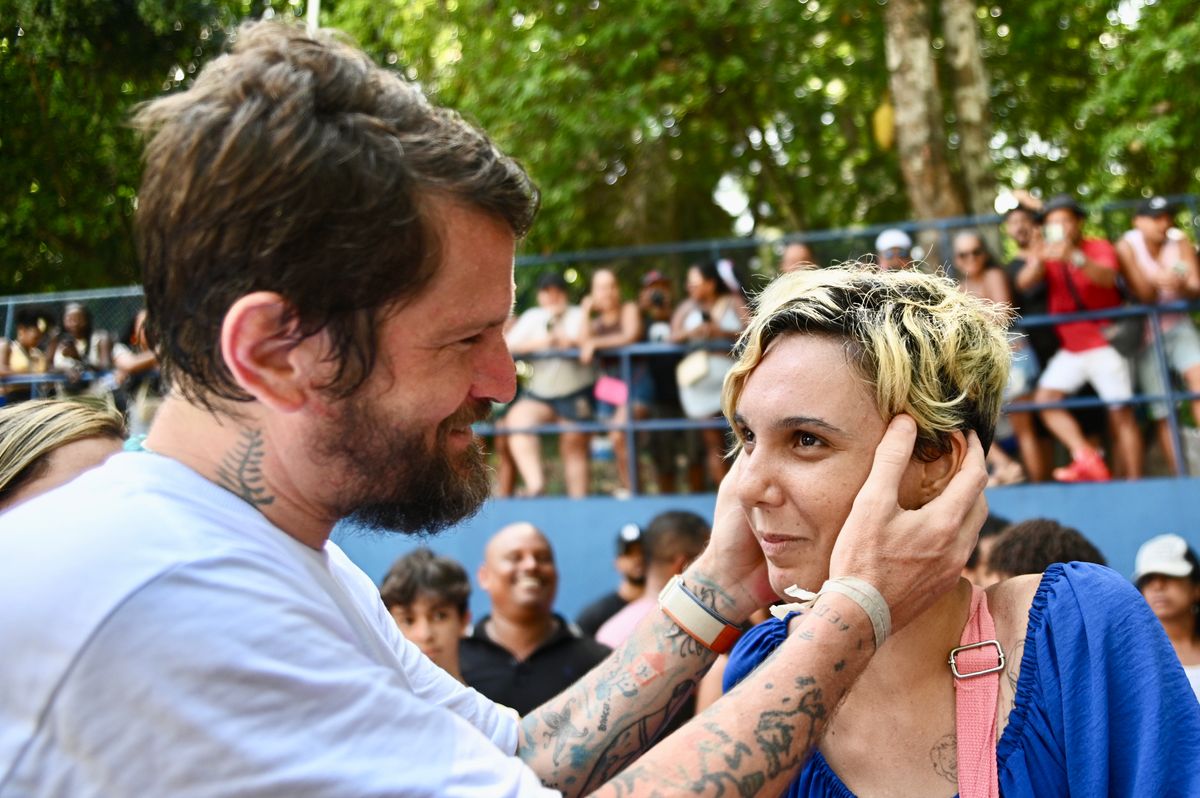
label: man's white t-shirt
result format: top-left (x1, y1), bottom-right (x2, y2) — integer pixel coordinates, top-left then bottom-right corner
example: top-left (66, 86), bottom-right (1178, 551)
top-left (0, 452), bottom-right (558, 797)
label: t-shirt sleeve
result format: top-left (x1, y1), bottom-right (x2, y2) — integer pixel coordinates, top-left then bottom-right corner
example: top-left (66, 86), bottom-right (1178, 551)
top-left (1007, 562), bottom-right (1200, 796)
top-left (325, 543), bottom-right (521, 753)
top-left (45, 559), bottom-right (558, 798)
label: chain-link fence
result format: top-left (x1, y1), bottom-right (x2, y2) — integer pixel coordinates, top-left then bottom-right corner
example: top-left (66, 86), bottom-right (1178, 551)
top-left (1, 286), bottom-right (146, 350)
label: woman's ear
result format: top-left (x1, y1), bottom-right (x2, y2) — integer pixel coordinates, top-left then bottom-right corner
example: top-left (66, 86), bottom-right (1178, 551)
top-left (919, 430), bottom-right (969, 505)
top-left (899, 430), bottom-right (968, 510)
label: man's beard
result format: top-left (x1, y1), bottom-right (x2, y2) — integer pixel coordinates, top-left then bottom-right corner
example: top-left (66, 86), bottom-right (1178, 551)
top-left (317, 395), bottom-right (493, 535)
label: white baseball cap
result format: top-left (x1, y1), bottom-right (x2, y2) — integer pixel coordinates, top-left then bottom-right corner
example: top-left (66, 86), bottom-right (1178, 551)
top-left (1133, 534), bottom-right (1195, 583)
top-left (875, 228), bottom-right (913, 254)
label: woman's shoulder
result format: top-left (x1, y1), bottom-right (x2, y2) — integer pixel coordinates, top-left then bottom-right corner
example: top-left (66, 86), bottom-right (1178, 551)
top-left (986, 572), bottom-right (1041, 642)
top-left (989, 562), bottom-right (1138, 639)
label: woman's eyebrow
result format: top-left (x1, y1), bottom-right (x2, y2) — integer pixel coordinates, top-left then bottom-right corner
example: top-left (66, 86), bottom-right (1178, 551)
top-left (731, 412), bottom-right (844, 436)
top-left (774, 415), bottom-right (844, 435)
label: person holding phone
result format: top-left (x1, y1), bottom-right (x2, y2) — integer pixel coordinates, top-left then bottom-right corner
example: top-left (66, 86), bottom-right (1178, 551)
top-left (1029, 194), bottom-right (1143, 482)
top-left (1116, 196), bottom-right (1200, 471)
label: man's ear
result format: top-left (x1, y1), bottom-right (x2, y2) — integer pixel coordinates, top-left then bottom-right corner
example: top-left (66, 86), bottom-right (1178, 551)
top-left (915, 430), bottom-right (969, 507)
top-left (220, 292), bottom-right (326, 413)
top-left (476, 563), bottom-right (492, 594)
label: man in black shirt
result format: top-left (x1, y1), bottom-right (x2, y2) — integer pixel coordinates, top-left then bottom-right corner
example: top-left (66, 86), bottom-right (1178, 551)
top-left (1003, 200), bottom-right (1055, 482)
top-left (460, 522), bottom-right (610, 714)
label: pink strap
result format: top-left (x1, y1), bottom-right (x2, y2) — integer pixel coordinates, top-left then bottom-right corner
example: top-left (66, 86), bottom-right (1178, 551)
top-left (953, 586), bottom-right (1001, 798)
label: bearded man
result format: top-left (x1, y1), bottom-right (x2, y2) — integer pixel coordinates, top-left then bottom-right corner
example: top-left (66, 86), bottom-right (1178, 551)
top-left (0, 21), bottom-right (990, 797)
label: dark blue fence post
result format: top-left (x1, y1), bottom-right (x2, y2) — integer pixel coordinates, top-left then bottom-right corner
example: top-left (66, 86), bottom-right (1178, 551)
top-left (620, 345), bottom-right (639, 496)
top-left (1147, 305), bottom-right (1189, 475)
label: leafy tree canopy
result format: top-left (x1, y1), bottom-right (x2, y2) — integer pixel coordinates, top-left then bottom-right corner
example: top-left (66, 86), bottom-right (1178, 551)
top-left (1, 0), bottom-right (1195, 294)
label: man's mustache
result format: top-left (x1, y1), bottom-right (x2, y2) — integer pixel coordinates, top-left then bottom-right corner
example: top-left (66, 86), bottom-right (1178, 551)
top-left (441, 399), bottom-right (494, 432)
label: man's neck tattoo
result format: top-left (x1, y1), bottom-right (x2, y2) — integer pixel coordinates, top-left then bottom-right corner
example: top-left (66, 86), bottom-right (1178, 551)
top-left (216, 428), bottom-right (275, 507)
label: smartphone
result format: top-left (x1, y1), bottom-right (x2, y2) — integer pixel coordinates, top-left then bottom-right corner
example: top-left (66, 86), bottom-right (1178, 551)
top-left (1044, 223), bottom-right (1065, 244)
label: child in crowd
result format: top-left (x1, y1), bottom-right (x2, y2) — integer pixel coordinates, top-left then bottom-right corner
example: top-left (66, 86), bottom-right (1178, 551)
top-left (1135, 534), bottom-right (1200, 700)
top-left (380, 548), bottom-right (472, 683)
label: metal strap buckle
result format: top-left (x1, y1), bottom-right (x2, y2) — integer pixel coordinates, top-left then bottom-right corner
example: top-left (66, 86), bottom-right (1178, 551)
top-left (948, 639), bottom-right (1006, 679)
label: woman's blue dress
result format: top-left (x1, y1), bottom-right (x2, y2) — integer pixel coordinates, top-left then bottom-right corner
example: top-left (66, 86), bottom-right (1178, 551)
top-left (723, 563), bottom-right (1200, 796)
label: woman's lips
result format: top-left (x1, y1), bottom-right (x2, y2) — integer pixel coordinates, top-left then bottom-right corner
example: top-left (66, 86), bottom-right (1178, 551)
top-left (758, 533), bottom-right (805, 558)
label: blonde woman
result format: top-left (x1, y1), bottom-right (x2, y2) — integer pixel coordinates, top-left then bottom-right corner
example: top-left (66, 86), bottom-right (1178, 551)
top-left (721, 267), bottom-right (1199, 797)
top-left (0, 399), bottom-right (125, 512)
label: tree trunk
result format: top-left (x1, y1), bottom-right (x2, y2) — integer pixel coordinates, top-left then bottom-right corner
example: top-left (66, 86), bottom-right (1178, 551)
top-left (943, 0), bottom-right (998, 221)
top-left (882, 0), bottom-right (965, 262)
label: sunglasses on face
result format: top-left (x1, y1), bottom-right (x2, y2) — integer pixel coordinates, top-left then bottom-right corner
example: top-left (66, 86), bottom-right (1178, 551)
top-left (955, 248), bottom-right (984, 259)
top-left (881, 248), bottom-right (908, 258)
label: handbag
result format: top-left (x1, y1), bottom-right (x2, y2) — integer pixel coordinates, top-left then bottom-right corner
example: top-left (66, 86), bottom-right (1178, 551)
top-left (675, 349), bottom-right (709, 388)
top-left (1061, 264), bottom-right (1143, 359)
top-left (593, 374), bottom-right (629, 406)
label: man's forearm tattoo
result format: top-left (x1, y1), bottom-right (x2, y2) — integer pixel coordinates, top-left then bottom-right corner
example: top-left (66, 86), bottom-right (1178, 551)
top-left (216, 427), bottom-right (274, 506)
top-left (606, 670), bottom-right (831, 797)
top-left (685, 572), bottom-right (741, 618)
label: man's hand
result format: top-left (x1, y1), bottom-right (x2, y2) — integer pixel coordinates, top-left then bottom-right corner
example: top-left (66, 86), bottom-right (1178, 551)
top-left (685, 454), bottom-right (776, 621)
top-left (828, 415), bottom-right (988, 633)
top-left (1042, 239), bottom-right (1071, 262)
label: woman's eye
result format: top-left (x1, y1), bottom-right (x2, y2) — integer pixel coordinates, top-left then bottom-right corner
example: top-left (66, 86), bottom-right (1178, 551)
top-left (796, 432), bottom-right (821, 448)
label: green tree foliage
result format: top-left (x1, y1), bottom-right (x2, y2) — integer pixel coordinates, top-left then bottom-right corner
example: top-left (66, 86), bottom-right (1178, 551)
top-left (1079, 1), bottom-right (1200, 200)
top-left (328, 0), bottom-right (909, 256)
top-left (1, 1), bottom-right (1195, 293)
top-left (0, 0), bottom-right (300, 293)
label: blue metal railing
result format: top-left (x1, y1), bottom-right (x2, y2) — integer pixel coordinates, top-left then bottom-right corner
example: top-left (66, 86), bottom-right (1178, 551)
top-left (4, 301), bottom-right (1196, 490)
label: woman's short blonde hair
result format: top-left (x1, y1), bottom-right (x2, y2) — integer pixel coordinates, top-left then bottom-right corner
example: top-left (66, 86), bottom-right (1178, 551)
top-left (0, 398), bottom-right (126, 505)
top-left (722, 266), bottom-right (1012, 461)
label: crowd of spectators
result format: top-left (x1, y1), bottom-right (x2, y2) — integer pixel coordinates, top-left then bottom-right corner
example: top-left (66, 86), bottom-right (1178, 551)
top-left (488, 191), bottom-right (1198, 497)
top-left (971, 192), bottom-right (1200, 484)
top-left (5, 199), bottom-right (1197, 499)
top-left (374, 511), bottom-right (1200, 717)
top-left (0, 303), bottom-right (163, 435)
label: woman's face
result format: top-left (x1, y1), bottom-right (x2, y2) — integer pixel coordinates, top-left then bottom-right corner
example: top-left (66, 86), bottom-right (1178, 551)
top-left (64, 306), bottom-right (88, 338)
top-left (16, 324), bottom-right (42, 349)
top-left (590, 270), bottom-right (621, 311)
top-left (686, 267), bottom-right (714, 303)
top-left (954, 235), bottom-right (986, 278)
top-left (1140, 574), bottom-right (1200, 624)
top-left (733, 334), bottom-right (925, 597)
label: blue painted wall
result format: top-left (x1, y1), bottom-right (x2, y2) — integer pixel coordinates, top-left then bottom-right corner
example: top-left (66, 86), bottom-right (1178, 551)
top-left (333, 478), bottom-right (1200, 622)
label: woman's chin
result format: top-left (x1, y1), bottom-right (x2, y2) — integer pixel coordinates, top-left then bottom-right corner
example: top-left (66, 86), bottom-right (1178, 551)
top-left (767, 565), bottom-right (828, 601)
